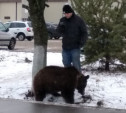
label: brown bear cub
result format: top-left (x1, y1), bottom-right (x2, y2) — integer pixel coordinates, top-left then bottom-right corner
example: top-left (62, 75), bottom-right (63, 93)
top-left (33, 66), bottom-right (89, 104)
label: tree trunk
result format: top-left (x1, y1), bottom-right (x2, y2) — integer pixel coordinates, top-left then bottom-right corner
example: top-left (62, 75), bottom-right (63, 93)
top-left (105, 60), bottom-right (109, 71)
top-left (27, 0), bottom-right (48, 79)
top-left (32, 45), bottom-right (47, 78)
top-left (105, 55), bottom-right (110, 71)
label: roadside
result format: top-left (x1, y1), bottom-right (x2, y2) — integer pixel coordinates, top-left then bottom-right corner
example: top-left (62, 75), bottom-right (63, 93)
top-left (14, 39), bottom-right (62, 53)
top-left (0, 98), bottom-right (126, 113)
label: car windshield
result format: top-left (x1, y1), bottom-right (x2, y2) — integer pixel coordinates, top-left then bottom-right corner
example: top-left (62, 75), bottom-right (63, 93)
top-left (0, 22), bottom-right (6, 31)
top-left (4, 23), bottom-right (11, 28)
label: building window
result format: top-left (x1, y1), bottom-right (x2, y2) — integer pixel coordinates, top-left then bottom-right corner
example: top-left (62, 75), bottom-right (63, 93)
top-left (4, 16), bottom-right (10, 19)
top-left (22, 18), bottom-right (28, 21)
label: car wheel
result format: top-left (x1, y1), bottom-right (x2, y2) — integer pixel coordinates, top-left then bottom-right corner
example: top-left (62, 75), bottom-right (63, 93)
top-left (8, 38), bottom-right (16, 50)
top-left (17, 33), bottom-right (25, 41)
top-left (27, 37), bottom-right (33, 41)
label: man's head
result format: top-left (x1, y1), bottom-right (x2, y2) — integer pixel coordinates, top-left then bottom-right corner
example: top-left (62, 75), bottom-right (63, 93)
top-left (63, 5), bottom-right (73, 19)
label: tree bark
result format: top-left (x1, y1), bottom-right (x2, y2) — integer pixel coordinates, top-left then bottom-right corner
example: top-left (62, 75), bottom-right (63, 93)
top-left (32, 45), bottom-right (47, 78)
top-left (27, 0), bottom-right (48, 80)
top-left (105, 55), bottom-right (110, 71)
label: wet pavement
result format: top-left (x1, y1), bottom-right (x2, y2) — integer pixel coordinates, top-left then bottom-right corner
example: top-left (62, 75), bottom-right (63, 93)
top-left (0, 98), bottom-right (126, 113)
top-left (14, 39), bottom-right (62, 52)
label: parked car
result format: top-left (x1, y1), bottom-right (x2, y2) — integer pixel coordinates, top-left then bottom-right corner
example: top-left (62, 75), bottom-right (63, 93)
top-left (46, 23), bottom-right (61, 39)
top-left (0, 22), bottom-right (16, 50)
top-left (4, 21), bottom-right (33, 41)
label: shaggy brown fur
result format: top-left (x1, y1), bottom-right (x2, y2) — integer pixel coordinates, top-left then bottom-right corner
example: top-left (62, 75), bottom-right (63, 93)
top-left (33, 66), bottom-right (89, 104)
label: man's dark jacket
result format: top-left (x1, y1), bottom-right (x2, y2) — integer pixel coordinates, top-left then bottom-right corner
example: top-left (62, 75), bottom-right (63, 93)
top-left (57, 13), bottom-right (88, 50)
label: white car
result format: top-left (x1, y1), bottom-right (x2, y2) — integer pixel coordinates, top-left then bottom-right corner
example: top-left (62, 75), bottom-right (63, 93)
top-left (0, 22), bottom-right (16, 50)
top-left (4, 21), bottom-right (33, 41)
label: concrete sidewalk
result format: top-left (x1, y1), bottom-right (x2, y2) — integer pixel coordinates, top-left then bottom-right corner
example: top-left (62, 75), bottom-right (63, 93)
top-left (0, 98), bottom-right (126, 113)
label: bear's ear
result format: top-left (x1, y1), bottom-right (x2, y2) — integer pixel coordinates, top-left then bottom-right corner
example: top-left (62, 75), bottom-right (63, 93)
top-left (85, 75), bottom-right (89, 79)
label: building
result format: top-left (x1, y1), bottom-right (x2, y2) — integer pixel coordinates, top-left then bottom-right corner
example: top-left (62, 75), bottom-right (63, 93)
top-left (0, 0), bottom-right (22, 22)
top-left (44, 0), bottom-right (69, 23)
top-left (0, 0), bottom-right (69, 23)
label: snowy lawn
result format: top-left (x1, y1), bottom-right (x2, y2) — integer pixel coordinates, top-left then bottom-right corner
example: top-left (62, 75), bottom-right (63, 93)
top-left (0, 50), bottom-right (126, 110)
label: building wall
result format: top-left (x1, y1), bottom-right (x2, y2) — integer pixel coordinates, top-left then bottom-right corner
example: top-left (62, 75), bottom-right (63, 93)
top-left (0, 0), bottom-right (21, 2)
top-left (44, 2), bottom-right (65, 24)
top-left (21, 0), bottom-right (69, 23)
top-left (0, 2), bottom-right (22, 22)
top-left (45, 0), bottom-right (71, 23)
top-left (22, 0), bottom-right (29, 21)
top-left (0, 0), bottom-right (70, 23)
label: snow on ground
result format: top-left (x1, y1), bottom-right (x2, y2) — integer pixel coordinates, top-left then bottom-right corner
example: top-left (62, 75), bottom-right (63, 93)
top-left (0, 50), bottom-right (126, 110)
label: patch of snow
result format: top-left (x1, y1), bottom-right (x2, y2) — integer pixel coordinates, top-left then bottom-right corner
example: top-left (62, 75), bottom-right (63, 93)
top-left (0, 50), bottom-right (126, 110)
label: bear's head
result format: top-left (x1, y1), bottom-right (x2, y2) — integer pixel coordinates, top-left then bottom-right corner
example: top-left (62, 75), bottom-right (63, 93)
top-left (77, 75), bottom-right (89, 96)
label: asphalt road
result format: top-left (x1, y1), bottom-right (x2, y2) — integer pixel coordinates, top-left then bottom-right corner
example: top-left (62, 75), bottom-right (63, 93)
top-left (0, 98), bottom-right (126, 113)
top-left (14, 39), bottom-right (62, 53)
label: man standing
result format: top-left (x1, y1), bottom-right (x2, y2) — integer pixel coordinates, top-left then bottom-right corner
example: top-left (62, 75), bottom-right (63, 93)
top-left (57, 4), bottom-right (88, 72)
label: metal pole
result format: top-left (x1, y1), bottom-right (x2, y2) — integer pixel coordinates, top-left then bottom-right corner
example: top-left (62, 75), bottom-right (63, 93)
top-left (16, 2), bottom-right (17, 20)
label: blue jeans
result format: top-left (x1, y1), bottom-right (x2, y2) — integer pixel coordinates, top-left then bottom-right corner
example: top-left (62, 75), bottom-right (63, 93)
top-left (62, 49), bottom-right (81, 72)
